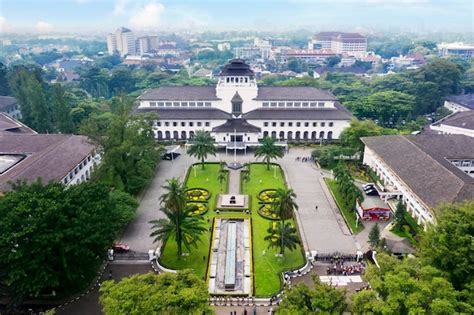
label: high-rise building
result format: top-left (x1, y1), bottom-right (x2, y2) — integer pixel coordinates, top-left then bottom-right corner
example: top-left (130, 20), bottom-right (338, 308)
top-left (137, 36), bottom-right (150, 56)
top-left (106, 27), bottom-right (136, 57)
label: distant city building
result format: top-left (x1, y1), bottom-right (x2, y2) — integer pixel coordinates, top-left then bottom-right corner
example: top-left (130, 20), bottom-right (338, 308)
top-left (0, 96), bottom-right (21, 119)
top-left (0, 114), bottom-right (100, 192)
top-left (443, 94), bottom-right (474, 112)
top-left (362, 134), bottom-right (474, 227)
top-left (217, 42), bottom-right (231, 51)
top-left (390, 54), bottom-right (425, 69)
top-left (234, 46), bottom-right (267, 60)
top-left (135, 59), bottom-right (352, 149)
top-left (430, 111), bottom-right (474, 138)
top-left (279, 48), bottom-right (336, 63)
top-left (438, 42), bottom-right (474, 59)
top-left (106, 27), bottom-right (136, 57)
top-left (136, 35), bottom-right (160, 56)
top-left (308, 32), bottom-right (367, 56)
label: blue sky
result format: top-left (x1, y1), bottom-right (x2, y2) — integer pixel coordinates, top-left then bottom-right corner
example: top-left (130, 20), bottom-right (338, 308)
top-left (0, 0), bottom-right (472, 34)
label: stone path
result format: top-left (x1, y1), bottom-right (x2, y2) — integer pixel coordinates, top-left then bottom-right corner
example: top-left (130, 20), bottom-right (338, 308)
top-left (227, 169), bottom-right (241, 194)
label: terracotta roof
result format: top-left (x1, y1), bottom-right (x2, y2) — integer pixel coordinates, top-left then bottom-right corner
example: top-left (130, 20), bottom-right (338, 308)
top-left (243, 104), bottom-right (352, 120)
top-left (138, 86), bottom-right (220, 101)
top-left (0, 113), bottom-right (36, 135)
top-left (0, 96), bottom-right (18, 111)
top-left (212, 119), bottom-right (260, 133)
top-left (134, 107), bottom-right (231, 120)
top-left (0, 134), bottom-right (97, 192)
top-left (255, 86), bottom-right (336, 101)
top-left (445, 94), bottom-right (474, 110)
top-left (361, 134), bottom-right (474, 210)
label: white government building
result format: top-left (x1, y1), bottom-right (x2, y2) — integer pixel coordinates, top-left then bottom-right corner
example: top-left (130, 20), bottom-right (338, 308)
top-left (135, 59), bottom-right (352, 150)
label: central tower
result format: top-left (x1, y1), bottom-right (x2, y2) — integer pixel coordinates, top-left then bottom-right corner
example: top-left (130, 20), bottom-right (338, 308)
top-left (215, 59), bottom-right (258, 114)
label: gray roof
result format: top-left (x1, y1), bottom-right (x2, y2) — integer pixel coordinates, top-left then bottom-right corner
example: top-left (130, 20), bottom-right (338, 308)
top-left (138, 86), bottom-right (220, 101)
top-left (361, 134), bottom-right (474, 210)
top-left (0, 134), bottom-right (97, 192)
top-left (212, 119), bottom-right (261, 133)
top-left (243, 105), bottom-right (352, 121)
top-left (0, 96), bottom-right (18, 111)
top-left (219, 59), bottom-right (254, 77)
top-left (434, 111), bottom-right (474, 130)
top-left (134, 107), bottom-right (231, 120)
top-left (445, 94), bottom-right (474, 110)
top-left (255, 86), bottom-right (336, 101)
top-left (0, 113), bottom-right (36, 135)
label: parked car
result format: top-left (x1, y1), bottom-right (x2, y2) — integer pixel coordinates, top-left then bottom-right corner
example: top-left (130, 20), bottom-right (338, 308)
top-left (365, 189), bottom-right (379, 196)
top-left (112, 243), bottom-right (130, 253)
top-left (162, 152), bottom-right (181, 160)
top-left (363, 185), bottom-right (375, 192)
top-left (362, 183), bottom-right (375, 189)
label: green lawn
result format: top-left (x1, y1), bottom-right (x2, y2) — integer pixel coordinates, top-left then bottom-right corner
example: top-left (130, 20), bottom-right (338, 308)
top-left (242, 163), bottom-right (305, 296)
top-left (325, 178), bottom-right (364, 234)
top-left (159, 162), bottom-right (305, 297)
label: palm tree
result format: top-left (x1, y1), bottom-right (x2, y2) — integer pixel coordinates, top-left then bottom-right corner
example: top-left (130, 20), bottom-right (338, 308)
top-left (271, 188), bottom-right (298, 223)
top-left (217, 163), bottom-right (227, 185)
top-left (187, 130), bottom-right (216, 170)
top-left (264, 222), bottom-right (301, 255)
top-left (254, 137), bottom-right (284, 170)
top-left (160, 178), bottom-right (187, 213)
top-left (149, 206), bottom-right (207, 259)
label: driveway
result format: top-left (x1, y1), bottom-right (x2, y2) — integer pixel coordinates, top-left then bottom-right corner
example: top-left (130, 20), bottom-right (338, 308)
top-left (119, 146), bottom-right (192, 253)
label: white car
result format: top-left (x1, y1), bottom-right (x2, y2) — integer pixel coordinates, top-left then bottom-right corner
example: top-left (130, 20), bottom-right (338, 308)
top-left (362, 183), bottom-right (375, 189)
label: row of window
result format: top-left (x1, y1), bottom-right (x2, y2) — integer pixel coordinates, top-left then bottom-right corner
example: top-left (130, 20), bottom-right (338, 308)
top-left (263, 130), bottom-right (333, 140)
top-left (150, 101), bottom-right (213, 108)
top-left (262, 101), bottom-right (326, 108)
top-left (157, 121), bottom-right (211, 127)
top-left (64, 155), bottom-right (93, 184)
top-left (224, 76), bottom-right (250, 83)
top-left (450, 159), bottom-right (474, 167)
top-left (263, 121), bottom-right (334, 127)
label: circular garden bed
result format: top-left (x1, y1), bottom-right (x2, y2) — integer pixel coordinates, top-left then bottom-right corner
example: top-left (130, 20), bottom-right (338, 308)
top-left (258, 204), bottom-right (280, 220)
top-left (257, 189), bottom-right (277, 203)
top-left (185, 188), bottom-right (210, 202)
top-left (186, 202), bottom-right (208, 216)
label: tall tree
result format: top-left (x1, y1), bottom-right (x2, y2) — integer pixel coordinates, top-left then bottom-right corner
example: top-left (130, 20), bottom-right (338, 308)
top-left (271, 188), bottom-right (298, 224)
top-left (254, 137), bottom-right (284, 170)
top-left (149, 206), bottom-right (206, 259)
top-left (0, 62), bottom-right (10, 95)
top-left (0, 181), bottom-right (137, 302)
top-left (277, 275), bottom-right (347, 314)
top-left (393, 200), bottom-right (406, 231)
top-left (368, 222), bottom-right (381, 248)
top-left (264, 222), bottom-right (300, 256)
top-left (351, 254), bottom-right (472, 314)
top-left (340, 119), bottom-right (397, 153)
top-left (217, 162), bottom-right (227, 184)
top-left (187, 130), bottom-right (216, 170)
top-left (50, 83), bottom-right (75, 133)
top-left (419, 200), bottom-right (474, 292)
top-left (160, 178), bottom-right (187, 214)
top-left (100, 271), bottom-right (211, 315)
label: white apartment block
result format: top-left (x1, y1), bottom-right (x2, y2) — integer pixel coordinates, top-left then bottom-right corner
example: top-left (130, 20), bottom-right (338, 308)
top-left (135, 59), bottom-right (352, 150)
top-left (438, 42), bottom-right (474, 59)
top-left (362, 135), bottom-right (474, 227)
top-left (308, 32), bottom-right (367, 57)
top-left (106, 27), bottom-right (136, 57)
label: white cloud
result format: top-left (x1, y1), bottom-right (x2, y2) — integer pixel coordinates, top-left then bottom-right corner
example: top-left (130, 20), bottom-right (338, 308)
top-left (113, 0), bottom-right (128, 16)
top-left (35, 21), bottom-right (54, 33)
top-left (129, 1), bottom-right (165, 30)
top-left (0, 17), bottom-right (11, 32)
top-left (76, 0), bottom-right (92, 4)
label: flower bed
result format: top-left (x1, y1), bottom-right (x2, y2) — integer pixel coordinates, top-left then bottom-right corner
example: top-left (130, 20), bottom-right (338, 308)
top-left (257, 189), bottom-right (277, 203)
top-left (185, 188), bottom-right (211, 202)
top-left (186, 202), bottom-right (208, 216)
top-left (258, 204), bottom-right (280, 220)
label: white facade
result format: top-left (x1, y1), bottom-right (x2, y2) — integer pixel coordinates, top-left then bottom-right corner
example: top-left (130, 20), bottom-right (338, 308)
top-left (363, 147), bottom-right (435, 227)
top-left (430, 123), bottom-right (474, 138)
top-left (439, 42), bottom-right (474, 59)
top-left (61, 151), bottom-right (101, 186)
top-left (106, 27), bottom-right (136, 57)
top-left (444, 100), bottom-right (471, 112)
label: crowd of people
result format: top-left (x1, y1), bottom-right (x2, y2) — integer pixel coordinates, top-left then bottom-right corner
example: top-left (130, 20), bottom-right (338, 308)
top-left (326, 262), bottom-right (365, 276)
top-left (295, 156), bottom-right (314, 162)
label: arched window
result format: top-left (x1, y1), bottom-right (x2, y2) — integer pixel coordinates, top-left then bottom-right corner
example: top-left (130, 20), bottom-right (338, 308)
top-left (287, 131), bottom-right (293, 140)
top-left (327, 131), bottom-right (333, 140)
top-left (271, 131), bottom-right (277, 139)
top-left (165, 131), bottom-right (171, 139)
top-left (189, 131), bottom-right (195, 138)
top-left (279, 131), bottom-right (285, 140)
top-left (173, 131), bottom-right (179, 139)
top-left (295, 131), bottom-right (301, 140)
top-left (181, 131), bottom-right (187, 139)
top-left (85, 170), bottom-right (90, 179)
top-left (157, 131), bottom-right (163, 139)
top-left (263, 131), bottom-right (269, 138)
top-left (303, 131), bottom-right (309, 140)
top-left (311, 131), bottom-right (317, 140)
top-left (319, 131), bottom-right (325, 139)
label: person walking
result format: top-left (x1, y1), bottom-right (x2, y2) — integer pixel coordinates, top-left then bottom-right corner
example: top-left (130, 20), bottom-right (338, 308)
top-left (253, 306), bottom-right (257, 315)
top-left (315, 205), bottom-right (318, 211)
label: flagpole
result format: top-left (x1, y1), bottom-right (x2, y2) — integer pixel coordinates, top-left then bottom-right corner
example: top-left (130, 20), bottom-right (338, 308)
top-left (234, 128), bottom-right (237, 164)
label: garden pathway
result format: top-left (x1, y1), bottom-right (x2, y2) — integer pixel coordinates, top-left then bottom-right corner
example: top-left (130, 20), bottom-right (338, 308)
top-left (227, 169), bottom-right (241, 194)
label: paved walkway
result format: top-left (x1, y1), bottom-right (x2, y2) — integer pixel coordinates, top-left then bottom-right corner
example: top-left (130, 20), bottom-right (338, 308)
top-left (227, 169), bottom-right (241, 194)
top-left (120, 147), bottom-right (193, 253)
